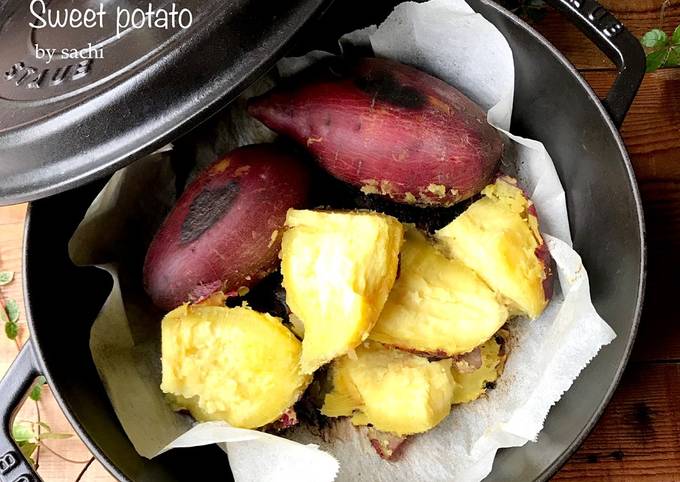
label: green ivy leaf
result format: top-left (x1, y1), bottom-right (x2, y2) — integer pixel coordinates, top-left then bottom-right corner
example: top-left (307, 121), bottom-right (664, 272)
top-left (641, 28), bottom-right (668, 48)
top-left (0, 271), bottom-right (14, 286)
top-left (666, 46), bottom-right (680, 67)
top-left (19, 442), bottom-right (38, 466)
top-left (5, 321), bottom-right (18, 340)
top-left (672, 25), bottom-right (680, 45)
top-left (34, 421), bottom-right (51, 433)
top-left (645, 49), bottom-right (668, 72)
top-left (10, 420), bottom-right (72, 466)
top-left (12, 422), bottom-right (36, 443)
top-left (29, 376), bottom-right (47, 401)
top-left (5, 299), bottom-right (19, 323)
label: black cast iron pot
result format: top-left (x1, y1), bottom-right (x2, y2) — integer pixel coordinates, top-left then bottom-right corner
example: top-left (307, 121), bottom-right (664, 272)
top-left (0, 0), bottom-right (646, 480)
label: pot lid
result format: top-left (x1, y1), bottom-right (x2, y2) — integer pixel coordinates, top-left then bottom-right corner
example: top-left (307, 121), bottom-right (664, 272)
top-left (0, 0), bottom-right (330, 205)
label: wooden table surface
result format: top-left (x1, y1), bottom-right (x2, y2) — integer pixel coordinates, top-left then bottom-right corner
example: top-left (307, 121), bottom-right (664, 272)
top-left (1, 1), bottom-right (679, 480)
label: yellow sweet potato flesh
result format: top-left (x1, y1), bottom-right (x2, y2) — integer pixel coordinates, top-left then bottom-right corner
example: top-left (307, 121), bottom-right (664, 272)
top-left (281, 209), bottom-right (403, 374)
top-left (321, 342), bottom-right (455, 436)
top-left (436, 178), bottom-right (548, 318)
top-left (452, 329), bottom-right (509, 404)
top-left (369, 227), bottom-right (508, 355)
top-left (160, 304), bottom-right (311, 429)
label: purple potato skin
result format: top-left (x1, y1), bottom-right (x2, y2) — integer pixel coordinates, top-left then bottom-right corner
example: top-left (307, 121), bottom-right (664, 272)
top-left (248, 57), bottom-right (503, 207)
top-left (528, 202), bottom-right (554, 303)
top-left (144, 144), bottom-right (310, 311)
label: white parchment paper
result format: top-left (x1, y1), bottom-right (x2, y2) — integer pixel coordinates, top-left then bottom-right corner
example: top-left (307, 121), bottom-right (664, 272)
top-left (68, 1), bottom-right (615, 480)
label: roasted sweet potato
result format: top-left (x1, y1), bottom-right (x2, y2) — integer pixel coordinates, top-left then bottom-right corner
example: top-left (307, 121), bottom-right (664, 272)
top-left (161, 303), bottom-right (311, 429)
top-left (436, 177), bottom-right (552, 318)
top-left (451, 328), bottom-right (510, 404)
top-left (321, 341), bottom-right (455, 436)
top-left (280, 209), bottom-right (403, 374)
top-left (144, 144), bottom-right (310, 311)
top-left (369, 226), bottom-right (509, 356)
top-left (248, 57), bottom-right (503, 207)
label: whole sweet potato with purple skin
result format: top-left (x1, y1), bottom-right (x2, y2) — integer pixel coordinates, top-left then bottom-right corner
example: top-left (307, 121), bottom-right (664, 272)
top-left (248, 57), bottom-right (503, 207)
top-left (144, 144), bottom-right (310, 311)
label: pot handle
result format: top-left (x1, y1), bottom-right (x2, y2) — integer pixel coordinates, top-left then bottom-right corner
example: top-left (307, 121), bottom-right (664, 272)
top-left (0, 343), bottom-right (42, 482)
top-left (543, 0), bottom-right (645, 127)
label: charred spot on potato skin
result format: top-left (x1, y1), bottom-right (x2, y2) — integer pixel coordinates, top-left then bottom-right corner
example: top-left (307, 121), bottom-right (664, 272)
top-left (180, 182), bottom-right (239, 244)
top-left (352, 190), bottom-right (471, 233)
top-left (484, 381), bottom-right (496, 390)
top-left (355, 70), bottom-right (426, 110)
top-left (306, 162), bottom-right (469, 231)
top-left (495, 328), bottom-right (510, 356)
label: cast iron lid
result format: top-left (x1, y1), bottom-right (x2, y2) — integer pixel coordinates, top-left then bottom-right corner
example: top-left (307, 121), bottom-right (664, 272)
top-left (0, 0), bottom-right (330, 205)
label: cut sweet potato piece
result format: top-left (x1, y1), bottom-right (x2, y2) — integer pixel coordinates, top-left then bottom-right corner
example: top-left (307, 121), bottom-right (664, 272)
top-left (281, 209), bottom-right (403, 374)
top-left (161, 304), bottom-right (310, 429)
top-left (321, 342), bottom-right (455, 436)
top-left (369, 227), bottom-right (508, 355)
top-left (436, 177), bottom-right (552, 318)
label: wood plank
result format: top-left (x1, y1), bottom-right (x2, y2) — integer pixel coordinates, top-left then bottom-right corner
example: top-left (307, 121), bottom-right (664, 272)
top-left (582, 70), bottom-right (680, 361)
top-left (0, 219), bottom-right (25, 396)
top-left (532, 0), bottom-right (680, 70)
top-left (555, 363), bottom-right (680, 480)
top-left (583, 69), bottom-right (680, 175)
top-left (0, 203), bottom-right (26, 225)
top-left (0, 221), bottom-right (26, 338)
top-left (633, 182), bottom-right (680, 362)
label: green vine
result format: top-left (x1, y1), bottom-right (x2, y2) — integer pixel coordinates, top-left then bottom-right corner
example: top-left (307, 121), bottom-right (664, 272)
top-left (640, 1), bottom-right (680, 72)
top-left (641, 26), bottom-right (680, 72)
